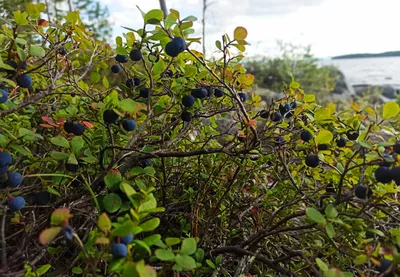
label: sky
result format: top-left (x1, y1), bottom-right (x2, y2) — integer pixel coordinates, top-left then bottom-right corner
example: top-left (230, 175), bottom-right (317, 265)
top-left (98, 0), bottom-right (400, 58)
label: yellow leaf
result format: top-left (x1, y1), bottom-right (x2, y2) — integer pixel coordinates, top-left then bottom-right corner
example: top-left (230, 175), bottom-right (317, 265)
top-left (316, 129), bottom-right (333, 144)
top-left (233, 26), bottom-right (248, 41)
top-left (382, 101), bottom-right (400, 120)
top-left (350, 101), bottom-right (360, 112)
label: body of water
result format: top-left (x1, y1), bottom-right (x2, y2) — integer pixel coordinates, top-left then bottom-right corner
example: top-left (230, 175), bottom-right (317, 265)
top-left (320, 57), bottom-right (400, 88)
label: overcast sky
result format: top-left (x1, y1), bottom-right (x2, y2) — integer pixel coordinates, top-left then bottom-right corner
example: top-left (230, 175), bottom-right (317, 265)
top-left (99, 0), bottom-right (400, 58)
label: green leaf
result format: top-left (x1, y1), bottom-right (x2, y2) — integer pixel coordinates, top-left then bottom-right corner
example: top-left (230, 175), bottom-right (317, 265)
top-left (358, 140), bottom-right (373, 149)
top-left (181, 15), bottom-right (197, 22)
top-left (10, 144), bottom-right (32, 157)
top-left (120, 98), bottom-right (137, 114)
top-left (14, 11), bottom-right (28, 25)
top-left (144, 9), bottom-right (164, 25)
top-left (180, 238), bottom-right (197, 255)
top-left (353, 254), bottom-right (367, 265)
top-left (175, 254), bottom-right (197, 270)
top-left (138, 193), bottom-right (157, 212)
top-left (367, 228), bottom-right (385, 237)
top-left (206, 259), bottom-right (216, 269)
top-left (325, 204), bottom-right (338, 218)
top-left (120, 182), bottom-right (136, 197)
top-left (215, 40), bottom-right (222, 50)
top-left (139, 218), bottom-right (160, 232)
top-left (382, 101), bottom-right (400, 119)
top-left (103, 193), bottom-right (122, 213)
top-left (0, 77), bottom-right (16, 87)
top-left (142, 234), bottom-right (161, 247)
top-left (116, 36), bottom-right (123, 47)
top-left (166, 237), bottom-right (181, 246)
top-left (316, 130), bottom-right (333, 145)
top-left (72, 267), bottom-right (83, 274)
top-left (133, 240), bottom-right (152, 255)
top-left (116, 47), bottom-right (128, 55)
top-left (325, 223), bottom-right (335, 238)
top-left (155, 249), bottom-right (175, 261)
top-left (195, 248), bottom-right (205, 262)
top-left (50, 136), bottom-right (70, 148)
top-left (306, 207), bottom-right (326, 225)
top-left (36, 264), bottom-right (51, 276)
top-left (30, 45), bottom-right (45, 57)
top-left (90, 72), bottom-right (101, 83)
top-left (67, 153), bottom-right (78, 165)
top-left (98, 213), bottom-right (111, 233)
top-left (316, 258), bottom-right (329, 272)
top-left (50, 151), bottom-right (70, 161)
top-left (103, 76), bottom-right (109, 89)
top-left (233, 26), bottom-right (247, 41)
top-left (17, 47), bottom-right (27, 62)
top-left (122, 261), bottom-right (137, 277)
top-left (111, 220), bottom-right (135, 237)
top-left (104, 170), bottom-right (122, 191)
top-left (165, 12), bottom-right (178, 29)
top-left (304, 94), bottom-right (315, 103)
top-left (39, 227), bottom-right (62, 245)
top-left (71, 136), bottom-right (84, 155)
top-left (0, 135), bottom-right (8, 147)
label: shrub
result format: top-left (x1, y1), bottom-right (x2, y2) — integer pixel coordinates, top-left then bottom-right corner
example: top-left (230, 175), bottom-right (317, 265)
top-left (0, 3), bottom-right (399, 277)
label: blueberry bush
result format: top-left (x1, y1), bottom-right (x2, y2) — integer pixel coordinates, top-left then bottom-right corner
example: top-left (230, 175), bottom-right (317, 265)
top-left (0, 3), bottom-right (400, 277)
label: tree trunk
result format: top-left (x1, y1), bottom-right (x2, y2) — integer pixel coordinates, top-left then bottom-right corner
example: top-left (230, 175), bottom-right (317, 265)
top-left (159, 0), bottom-right (168, 18)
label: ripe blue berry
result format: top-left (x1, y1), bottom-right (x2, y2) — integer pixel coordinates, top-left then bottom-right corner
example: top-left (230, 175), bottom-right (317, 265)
top-left (0, 89), bottom-right (8, 103)
top-left (0, 152), bottom-right (12, 167)
top-left (130, 49), bottom-right (142, 61)
top-left (122, 119), bottom-right (136, 131)
top-left (120, 233), bottom-right (134, 245)
top-left (111, 64), bottom-right (121, 73)
top-left (7, 172), bottom-right (23, 187)
top-left (111, 243), bottom-right (128, 258)
top-left (16, 74), bottom-right (32, 88)
top-left (182, 95), bottom-right (195, 108)
top-left (72, 123), bottom-right (85, 136)
top-left (9, 196), bottom-right (26, 211)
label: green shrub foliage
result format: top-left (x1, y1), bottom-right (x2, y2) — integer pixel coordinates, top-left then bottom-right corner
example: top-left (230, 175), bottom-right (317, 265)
top-left (0, 3), bottom-right (399, 277)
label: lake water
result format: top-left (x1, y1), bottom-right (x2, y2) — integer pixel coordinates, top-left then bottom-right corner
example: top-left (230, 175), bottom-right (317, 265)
top-left (320, 57), bottom-right (400, 89)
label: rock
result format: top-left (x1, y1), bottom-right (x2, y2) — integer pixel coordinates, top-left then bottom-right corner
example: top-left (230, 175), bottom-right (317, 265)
top-left (382, 85), bottom-right (397, 99)
top-left (331, 69), bottom-right (354, 95)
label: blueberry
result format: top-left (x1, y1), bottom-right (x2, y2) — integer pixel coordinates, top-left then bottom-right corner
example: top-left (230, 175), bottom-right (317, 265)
top-left (122, 119), bottom-right (136, 131)
top-left (165, 37), bottom-right (186, 57)
top-left (305, 155), bottom-right (319, 168)
top-left (111, 64), bottom-right (121, 73)
top-left (133, 78), bottom-right (140, 86)
top-left (130, 49), bottom-right (142, 61)
top-left (346, 130), bottom-right (359, 141)
top-left (126, 78), bottom-right (134, 88)
top-left (58, 48), bottom-right (67, 56)
top-left (238, 93), bottom-right (247, 102)
top-left (120, 233), bottom-right (134, 245)
top-left (140, 159), bottom-right (152, 168)
top-left (375, 166), bottom-right (392, 184)
top-left (214, 88), bottom-right (224, 98)
top-left (72, 123), bottom-right (85, 136)
top-left (0, 89), bottom-right (8, 103)
top-left (0, 152), bottom-right (12, 167)
top-left (139, 88), bottom-right (149, 98)
top-left (181, 111), bottom-right (192, 122)
top-left (115, 54), bottom-right (128, 63)
top-left (16, 74), bottom-right (32, 88)
top-left (111, 243), bottom-right (128, 258)
top-left (191, 88), bottom-right (207, 99)
top-left (4, 60), bottom-right (17, 74)
top-left (65, 163), bottom-right (79, 172)
top-left (300, 130), bottom-right (312, 142)
top-left (182, 95), bottom-right (195, 108)
top-left (394, 141), bottom-right (400, 154)
top-left (6, 172), bottom-right (23, 187)
top-left (62, 225), bottom-right (74, 241)
top-left (9, 196), bottom-right (26, 211)
top-left (34, 191), bottom-right (51, 205)
top-left (0, 166), bottom-right (8, 175)
top-left (259, 110), bottom-right (269, 119)
top-left (336, 137), bottom-right (346, 147)
top-left (103, 110), bottom-right (119, 124)
top-left (378, 259), bottom-right (393, 275)
top-left (355, 185), bottom-right (372, 199)
top-left (271, 112), bottom-right (282, 122)
top-left (63, 121), bottom-right (74, 133)
top-left (390, 166), bottom-right (400, 185)
top-left (318, 144), bottom-right (328, 151)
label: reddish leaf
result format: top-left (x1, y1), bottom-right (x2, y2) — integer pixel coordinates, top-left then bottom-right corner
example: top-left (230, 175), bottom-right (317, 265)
top-left (39, 227), bottom-right (62, 245)
top-left (56, 118), bottom-right (65, 126)
top-left (82, 121), bottom-right (94, 129)
top-left (41, 116), bottom-right (56, 125)
top-left (39, 124), bottom-right (55, 129)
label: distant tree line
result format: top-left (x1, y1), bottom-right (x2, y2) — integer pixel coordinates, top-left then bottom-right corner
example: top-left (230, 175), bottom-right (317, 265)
top-left (0, 0), bottom-right (112, 40)
top-left (332, 51), bottom-right (400, 59)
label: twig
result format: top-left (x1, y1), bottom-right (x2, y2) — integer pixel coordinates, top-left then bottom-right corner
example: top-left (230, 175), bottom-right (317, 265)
top-left (0, 206), bottom-right (6, 269)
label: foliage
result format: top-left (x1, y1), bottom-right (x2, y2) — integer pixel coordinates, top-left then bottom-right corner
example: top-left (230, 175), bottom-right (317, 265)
top-left (245, 41), bottom-right (337, 95)
top-left (0, 3), bottom-right (399, 277)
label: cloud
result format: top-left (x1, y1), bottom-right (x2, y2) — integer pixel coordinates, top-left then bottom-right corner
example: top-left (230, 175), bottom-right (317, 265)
top-left (99, 0), bottom-right (400, 57)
